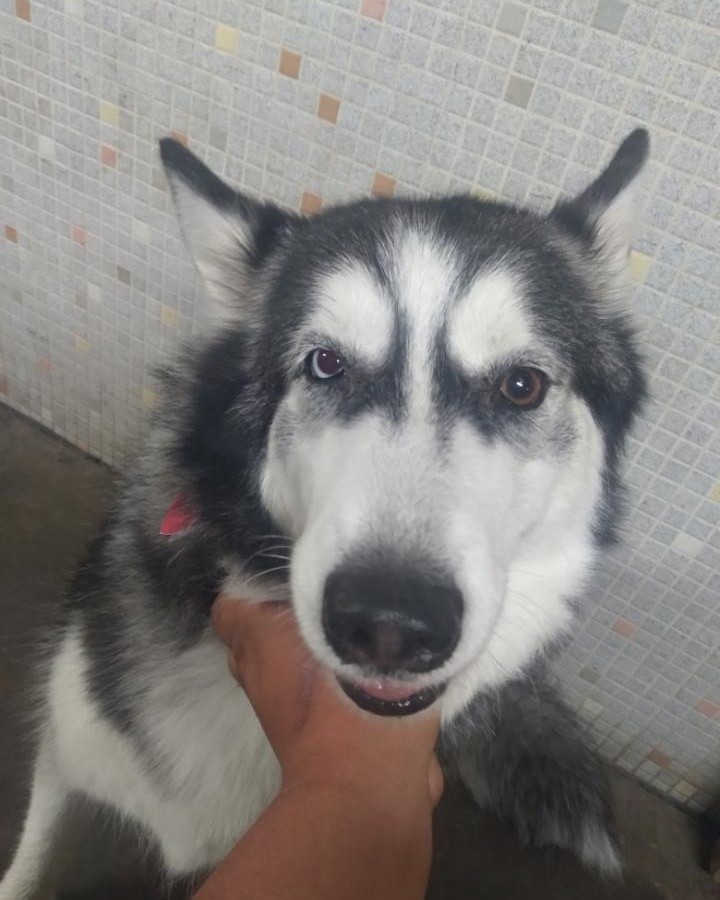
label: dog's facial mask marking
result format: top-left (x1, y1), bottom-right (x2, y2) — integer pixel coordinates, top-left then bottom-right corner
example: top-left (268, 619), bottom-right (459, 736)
top-left (161, 130), bottom-right (648, 718)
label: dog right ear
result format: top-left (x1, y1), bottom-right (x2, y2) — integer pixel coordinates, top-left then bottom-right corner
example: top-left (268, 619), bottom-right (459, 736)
top-left (159, 138), bottom-right (296, 323)
top-left (551, 128), bottom-right (649, 283)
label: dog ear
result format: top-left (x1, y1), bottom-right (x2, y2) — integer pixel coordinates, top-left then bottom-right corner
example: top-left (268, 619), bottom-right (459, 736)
top-left (551, 128), bottom-right (649, 274)
top-left (159, 138), bottom-right (296, 322)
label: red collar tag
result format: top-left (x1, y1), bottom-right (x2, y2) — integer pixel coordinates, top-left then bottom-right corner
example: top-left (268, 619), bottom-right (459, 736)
top-left (160, 494), bottom-right (198, 536)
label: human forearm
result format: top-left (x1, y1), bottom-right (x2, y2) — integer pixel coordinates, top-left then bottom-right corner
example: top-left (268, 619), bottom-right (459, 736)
top-left (194, 781), bottom-right (432, 900)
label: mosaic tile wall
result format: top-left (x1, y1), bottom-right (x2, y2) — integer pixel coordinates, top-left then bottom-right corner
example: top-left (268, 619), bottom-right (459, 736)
top-left (1, 0), bottom-right (718, 811)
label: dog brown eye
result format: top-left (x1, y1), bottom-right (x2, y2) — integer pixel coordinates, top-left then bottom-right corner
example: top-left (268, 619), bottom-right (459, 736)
top-left (307, 348), bottom-right (344, 380)
top-left (498, 368), bottom-right (545, 408)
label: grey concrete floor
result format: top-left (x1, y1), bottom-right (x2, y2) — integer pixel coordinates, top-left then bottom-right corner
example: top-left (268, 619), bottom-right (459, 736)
top-left (0, 403), bottom-right (717, 900)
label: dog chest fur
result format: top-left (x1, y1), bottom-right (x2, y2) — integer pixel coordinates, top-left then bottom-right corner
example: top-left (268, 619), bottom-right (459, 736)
top-left (49, 627), bottom-right (279, 874)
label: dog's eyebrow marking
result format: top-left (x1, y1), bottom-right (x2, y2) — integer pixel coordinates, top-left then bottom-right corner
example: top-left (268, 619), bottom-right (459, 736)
top-left (447, 268), bottom-right (533, 374)
top-left (305, 264), bottom-right (393, 365)
top-left (396, 227), bottom-right (459, 417)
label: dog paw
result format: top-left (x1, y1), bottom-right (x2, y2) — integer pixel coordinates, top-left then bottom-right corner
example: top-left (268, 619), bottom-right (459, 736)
top-left (458, 746), bottom-right (622, 875)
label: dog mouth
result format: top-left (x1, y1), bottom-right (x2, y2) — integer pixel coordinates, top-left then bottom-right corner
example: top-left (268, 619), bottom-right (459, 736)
top-left (338, 677), bottom-right (446, 716)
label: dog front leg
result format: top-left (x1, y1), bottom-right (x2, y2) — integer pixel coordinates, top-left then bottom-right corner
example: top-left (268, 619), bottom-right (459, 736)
top-left (441, 670), bottom-right (622, 876)
top-left (0, 736), bottom-right (69, 900)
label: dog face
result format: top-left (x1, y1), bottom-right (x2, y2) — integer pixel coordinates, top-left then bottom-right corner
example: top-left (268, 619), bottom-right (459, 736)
top-left (161, 131), bottom-right (647, 719)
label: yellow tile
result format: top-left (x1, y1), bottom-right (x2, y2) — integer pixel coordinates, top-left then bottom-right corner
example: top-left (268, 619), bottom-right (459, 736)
top-left (629, 250), bottom-right (651, 283)
top-left (75, 336), bottom-right (89, 353)
top-left (161, 305), bottom-right (177, 326)
top-left (215, 23), bottom-right (238, 53)
top-left (582, 698), bottom-right (603, 717)
top-left (142, 388), bottom-right (157, 408)
top-left (709, 479), bottom-right (720, 503)
top-left (673, 780), bottom-right (696, 799)
top-left (100, 101), bottom-right (119, 126)
top-left (471, 184), bottom-right (496, 201)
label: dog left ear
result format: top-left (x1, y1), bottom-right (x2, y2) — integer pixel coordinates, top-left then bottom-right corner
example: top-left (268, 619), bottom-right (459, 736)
top-left (551, 128), bottom-right (649, 274)
top-left (159, 138), bottom-right (297, 323)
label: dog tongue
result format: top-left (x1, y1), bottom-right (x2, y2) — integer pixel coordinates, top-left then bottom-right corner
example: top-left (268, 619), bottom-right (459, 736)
top-left (357, 680), bottom-right (418, 702)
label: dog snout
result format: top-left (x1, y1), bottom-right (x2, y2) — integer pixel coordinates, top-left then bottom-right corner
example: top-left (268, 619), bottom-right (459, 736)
top-left (322, 566), bottom-right (463, 673)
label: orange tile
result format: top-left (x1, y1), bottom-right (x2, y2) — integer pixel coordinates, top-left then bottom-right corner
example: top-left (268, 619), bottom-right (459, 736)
top-left (611, 617), bottom-right (637, 639)
top-left (371, 172), bottom-right (396, 197)
top-left (317, 93), bottom-right (341, 124)
top-left (647, 748), bottom-right (672, 769)
top-left (360, 0), bottom-right (386, 21)
top-left (16, 0), bottom-right (31, 21)
top-left (5, 225), bottom-right (18, 243)
top-left (170, 131), bottom-right (188, 146)
top-left (300, 192), bottom-right (323, 214)
top-left (101, 145), bottom-right (117, 167)
top-left (72, 226), bottom-right (86, 246)
top-left (278, 48), bottom-right (302, 79)
top-left (695, 698), bottom-right (720, 718)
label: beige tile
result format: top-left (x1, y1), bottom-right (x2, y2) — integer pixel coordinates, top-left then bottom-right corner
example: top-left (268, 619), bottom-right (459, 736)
top-left (317, 93), bottom-right (341, 124)
top-left (496, 0), bottom-right (527, 36)
top-left (592, 0), bottom-right (628, 34)
top-left (300, 192), bottom-right (323, 214)
top-left (101, 145), bottom-right (117, 167)
top-left (695, 698), bottom-right (720, 718)
top-left (372, 172), bottom-right (396, 197)
top-left (16, 0), bottom-right (31, 21)
top-left (504, 74), bottom-right (534, 108)
top-left (647, 748), bottom-right (672, 769)
top-left (38, 136), bottom-right (55, 159)
top-left (142, 388), bottom-right (157, 408)
top-left (279, 48), bottom-right (302, 79)
top-left (671, 531), bottom-right (703, 558)
top-left (611, 617), bottom-right (637, 639)
top-left (360, 0), bottom-right (386, 21)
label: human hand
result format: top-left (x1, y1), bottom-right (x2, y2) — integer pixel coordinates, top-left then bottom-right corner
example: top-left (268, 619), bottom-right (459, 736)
top-left (212, 595), bottom-right (444, 810)
top-left (201, 596), bottom-right (444, 900)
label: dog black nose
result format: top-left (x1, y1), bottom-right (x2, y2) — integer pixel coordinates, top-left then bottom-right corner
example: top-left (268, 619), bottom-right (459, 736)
top-left (322, 567), bottom-right (463, 673)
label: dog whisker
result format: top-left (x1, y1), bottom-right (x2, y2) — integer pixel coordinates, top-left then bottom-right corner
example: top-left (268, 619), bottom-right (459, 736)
top-left (235, 565), bottom-right (291, 590)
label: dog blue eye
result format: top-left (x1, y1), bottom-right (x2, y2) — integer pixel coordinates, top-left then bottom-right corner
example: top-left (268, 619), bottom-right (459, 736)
top-left (498, 368), bottom-right (545, 408)
top-left (307, 348), bottom-right (344, 380)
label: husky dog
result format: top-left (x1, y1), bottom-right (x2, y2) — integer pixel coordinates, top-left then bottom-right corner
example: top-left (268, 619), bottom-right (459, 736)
top-left (0, 129), bottom-right (649, 898)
